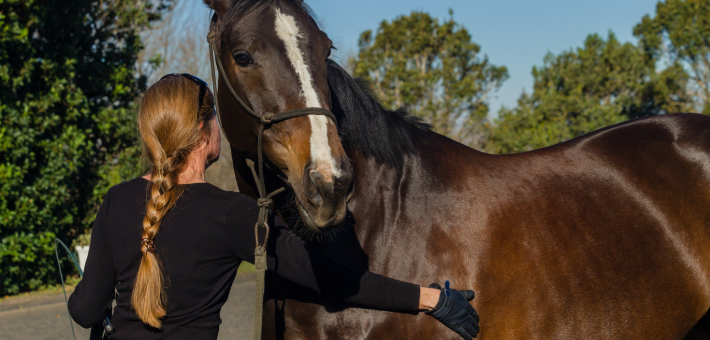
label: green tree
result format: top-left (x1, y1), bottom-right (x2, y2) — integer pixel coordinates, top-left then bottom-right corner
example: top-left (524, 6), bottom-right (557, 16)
top-left (0, 0), bottom-right (171, 295)
top-left (634, 0), bottom-right (710, 114)
top-left (487, 33), bottom-right (689, 154)
top-left (351, 10), bottom-right (508, 148)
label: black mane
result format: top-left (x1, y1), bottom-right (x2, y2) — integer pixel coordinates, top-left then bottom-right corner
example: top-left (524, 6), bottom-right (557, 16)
top-left (326, 60), bottom-right (430, 168)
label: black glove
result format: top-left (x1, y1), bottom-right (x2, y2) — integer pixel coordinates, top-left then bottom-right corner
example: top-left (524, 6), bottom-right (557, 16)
top-left (425, 281), bottom-right (480, 339)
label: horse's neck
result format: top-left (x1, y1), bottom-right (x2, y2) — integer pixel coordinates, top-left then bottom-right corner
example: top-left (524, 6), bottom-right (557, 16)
top-left (342, 129), bottom-right (496, 281)
top-left (353, 127), bottom-right (481, 180)
top-left (268, 128), bottom-right (487, 232)
top-left (346, 128), bottom-right (484, 215)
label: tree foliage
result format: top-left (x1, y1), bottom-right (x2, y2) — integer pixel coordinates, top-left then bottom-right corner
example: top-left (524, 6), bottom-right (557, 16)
top-left (0, 0), bottom-right (171, 295)
top-left (634, 0), bottom-right (710, 114)
top-left (487, 33), bottom-right (689, 154)
top-left (351, 11), bottom-right (508, 148)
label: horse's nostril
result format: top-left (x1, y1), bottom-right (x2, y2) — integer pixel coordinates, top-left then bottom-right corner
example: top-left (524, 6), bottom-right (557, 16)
top-left (307, 170), bottom-right (325, 207)
top-left (310, 174), bottom-right (317, 187)
top-left (309, 172), bottom-right (319, 193)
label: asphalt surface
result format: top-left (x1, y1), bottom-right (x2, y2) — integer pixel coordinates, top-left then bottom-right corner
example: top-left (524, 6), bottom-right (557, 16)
top-left (0, 274), bottom-right (255, 340)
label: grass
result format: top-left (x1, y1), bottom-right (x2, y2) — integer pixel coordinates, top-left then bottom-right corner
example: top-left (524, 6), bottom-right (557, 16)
top-left (237, 262), bottom-right (255, 274)
top-left (1, 275), bottom-right (81, 302)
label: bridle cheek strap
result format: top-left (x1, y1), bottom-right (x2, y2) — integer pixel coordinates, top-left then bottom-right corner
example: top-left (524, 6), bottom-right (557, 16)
top-left (207, 17), bottom-right (336, 340)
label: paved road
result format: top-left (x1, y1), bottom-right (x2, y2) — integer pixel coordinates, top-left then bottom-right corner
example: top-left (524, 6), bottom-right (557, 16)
top-left (0, 274), bottom-right (255, 340)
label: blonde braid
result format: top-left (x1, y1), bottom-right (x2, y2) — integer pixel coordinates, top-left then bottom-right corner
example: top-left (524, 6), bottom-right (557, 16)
top-left (132, 152), bottom-right (184, 328)
top-left (132, 74), bottom-right (215, 328)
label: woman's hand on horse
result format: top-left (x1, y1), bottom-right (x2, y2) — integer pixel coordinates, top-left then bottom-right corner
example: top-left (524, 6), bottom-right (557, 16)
top-left (423, 282), bottom-right (480, 339)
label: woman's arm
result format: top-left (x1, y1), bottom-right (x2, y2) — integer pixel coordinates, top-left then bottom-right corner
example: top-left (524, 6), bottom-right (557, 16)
top-left (68, 191), bottom-right (116, 328)
top-left (225, 194), bottom-right (419, 310)
top-left (419, 287), bottom-right (441, 310)
top-left (225, 194), bottom-right (479, 339)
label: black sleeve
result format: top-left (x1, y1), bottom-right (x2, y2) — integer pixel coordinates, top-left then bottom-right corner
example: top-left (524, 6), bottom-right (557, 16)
top-left (224, 194), bottom-right (420, 312)
top-left (68, 190), bottom-right (116, 328)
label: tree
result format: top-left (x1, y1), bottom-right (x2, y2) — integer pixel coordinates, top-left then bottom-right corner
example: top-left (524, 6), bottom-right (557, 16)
top-left (350, 11), bottom-right (508, 148)
top-left (138, 0), bottom-right (211, 82)
top-left (0, 0), bottom-right (172, 295)
top-left (136, 0), bottom-right (239, 192)
top-left (634, 0), bottom-right (710, 114)
top-left (487, 33), bottom-right (689, 154)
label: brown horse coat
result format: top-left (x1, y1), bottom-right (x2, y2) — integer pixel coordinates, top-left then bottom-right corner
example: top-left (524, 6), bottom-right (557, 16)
top-left (257, 111), bottom-right (710, 340)
top-left (202, 1), bottom-right (710, 338)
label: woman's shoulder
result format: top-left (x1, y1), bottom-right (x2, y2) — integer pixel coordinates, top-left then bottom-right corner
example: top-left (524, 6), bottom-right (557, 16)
top-left (181, 184), bottom-right (259, 225)
top-left (106, 177), bottom-right (235, 197)
top-left (183, 181), bottom-right (241, 203)
top-left (105, 177), bottom-right (150, 200)
top-left (180, 180), bottom-right (257, 203)
top-left (104, 177), bottom-right (256, 209)
top-left (223, 191), bottom-right (260, 218)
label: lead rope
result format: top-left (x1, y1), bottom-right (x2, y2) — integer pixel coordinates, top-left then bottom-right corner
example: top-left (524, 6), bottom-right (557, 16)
top-left (55, 239), bottom-right (80, 340)
top-left (207, 16), bottom-right (336, 340)
top-left (54, 239), bottom-right (115, 340)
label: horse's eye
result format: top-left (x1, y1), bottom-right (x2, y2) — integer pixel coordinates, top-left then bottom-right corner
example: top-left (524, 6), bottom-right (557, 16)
top-left (234, 53), bottom-right (253, 67)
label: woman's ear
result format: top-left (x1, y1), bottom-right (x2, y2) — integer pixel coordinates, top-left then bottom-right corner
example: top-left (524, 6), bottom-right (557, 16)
top-left (203, 0), bottom-right (229, 17)
top-left (199, 121), bottom-right (208, 144)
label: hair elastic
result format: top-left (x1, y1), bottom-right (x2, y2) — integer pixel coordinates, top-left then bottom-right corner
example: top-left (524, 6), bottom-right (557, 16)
top-left (141, 237), bottom-right (155, 254)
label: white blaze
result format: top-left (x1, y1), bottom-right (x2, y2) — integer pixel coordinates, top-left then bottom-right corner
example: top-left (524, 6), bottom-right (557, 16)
top-left (274, 8), bottom-right (340, 181)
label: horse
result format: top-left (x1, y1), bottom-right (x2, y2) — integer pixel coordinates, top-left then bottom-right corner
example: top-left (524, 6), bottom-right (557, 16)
top-left (202, 0), bottom-right (710, 338)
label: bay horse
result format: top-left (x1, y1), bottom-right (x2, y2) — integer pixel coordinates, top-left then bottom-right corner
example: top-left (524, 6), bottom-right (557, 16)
top-left (203, 0), bottom-right (710, 338)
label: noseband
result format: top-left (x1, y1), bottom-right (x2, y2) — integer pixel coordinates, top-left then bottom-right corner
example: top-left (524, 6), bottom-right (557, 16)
top-left (207, 14), bottom-right (336, 340)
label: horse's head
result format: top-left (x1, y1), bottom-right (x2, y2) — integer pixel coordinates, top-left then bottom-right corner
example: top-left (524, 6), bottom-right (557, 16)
top-left (204, 0), bottom-right (352, 233)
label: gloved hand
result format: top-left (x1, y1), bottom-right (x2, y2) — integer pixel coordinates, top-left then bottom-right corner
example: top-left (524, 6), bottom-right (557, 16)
top-left (425, 281), bottom-right (480, 339)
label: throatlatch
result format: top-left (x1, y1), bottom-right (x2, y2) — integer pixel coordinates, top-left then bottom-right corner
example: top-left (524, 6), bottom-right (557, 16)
top-left (207, 14), bottom-right (336, 340)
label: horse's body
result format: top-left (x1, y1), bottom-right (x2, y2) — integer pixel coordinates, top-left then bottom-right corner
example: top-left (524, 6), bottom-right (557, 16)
top-left (260, 111), bottom-right (710, 339)
top-left (200, 0), bottom-right (710, 337)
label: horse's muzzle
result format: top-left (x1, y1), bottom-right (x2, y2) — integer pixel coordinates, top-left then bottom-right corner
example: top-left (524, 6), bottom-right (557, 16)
top-left (299, 161), bottom-right (352, 232)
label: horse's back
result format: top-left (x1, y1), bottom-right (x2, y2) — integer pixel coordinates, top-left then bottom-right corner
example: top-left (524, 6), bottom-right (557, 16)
top-left (473, 113), bottom-right (710, 339)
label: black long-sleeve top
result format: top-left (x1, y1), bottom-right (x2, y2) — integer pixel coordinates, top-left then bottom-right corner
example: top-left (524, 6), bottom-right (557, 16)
top-left (68, 177), bottom-right (419, 339)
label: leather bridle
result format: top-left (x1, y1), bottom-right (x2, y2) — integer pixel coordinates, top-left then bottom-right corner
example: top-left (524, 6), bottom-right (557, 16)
top-left (206, 13), bottom-right (336, 340)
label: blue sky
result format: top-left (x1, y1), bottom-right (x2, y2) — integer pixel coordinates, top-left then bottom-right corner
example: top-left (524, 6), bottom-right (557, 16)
top-left (190, 0), bottom-right (660, 116)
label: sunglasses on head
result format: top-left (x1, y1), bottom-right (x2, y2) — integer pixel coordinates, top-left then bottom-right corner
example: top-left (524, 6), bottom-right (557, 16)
top-left (159, 73), bottom-right (209, 116)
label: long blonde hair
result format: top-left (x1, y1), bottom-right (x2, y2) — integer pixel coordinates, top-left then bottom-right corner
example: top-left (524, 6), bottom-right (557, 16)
top-left (133, 74), bottom-right (215, 328)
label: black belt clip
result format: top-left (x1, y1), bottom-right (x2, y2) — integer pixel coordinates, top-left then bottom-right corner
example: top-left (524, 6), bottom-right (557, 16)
top-left (103, 316), bottom-right (115, 336)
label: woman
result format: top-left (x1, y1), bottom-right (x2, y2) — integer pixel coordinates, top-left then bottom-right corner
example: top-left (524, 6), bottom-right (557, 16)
top-left (68, 74), bottom-right (479, 340)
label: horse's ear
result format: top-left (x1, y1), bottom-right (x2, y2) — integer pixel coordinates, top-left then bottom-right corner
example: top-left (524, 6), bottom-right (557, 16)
top-left (203, 0), bottom-right (229, 17)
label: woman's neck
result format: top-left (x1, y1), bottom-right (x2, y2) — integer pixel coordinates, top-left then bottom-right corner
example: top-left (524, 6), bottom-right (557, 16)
top-left (178, 170), bottom-right (206, 184)
top-left (178, 146), bottom-right (208, 184)
top-left (142, 152), bottom-right (208, 185)
top-left (141, 171), bottom-right (205, 184)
